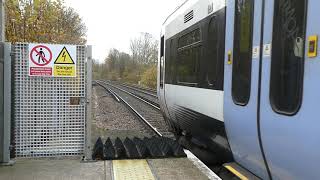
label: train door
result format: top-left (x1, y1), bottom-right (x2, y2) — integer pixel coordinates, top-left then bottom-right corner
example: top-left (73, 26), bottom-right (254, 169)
top-left (158, 35), bottom-right (165, 103)
top-left (158, 35), bottom-right (173, 130)
top-left (259, 0), bottom-right (320, 179)
top-left (224, 0), bottom-right (269, 179)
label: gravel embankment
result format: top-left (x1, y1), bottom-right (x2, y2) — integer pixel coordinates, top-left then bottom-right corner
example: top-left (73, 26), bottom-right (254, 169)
top-left (104, 83), bottom-right (174, 138)
top-left (91, 85), bottom-right (154, 145)
top-left (107, 81), bottom-right (159, 106)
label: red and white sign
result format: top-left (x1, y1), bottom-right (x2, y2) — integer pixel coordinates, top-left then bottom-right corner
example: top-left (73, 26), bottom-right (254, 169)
top-left (29, 44), bottom-right (53, 76)
top-left (28, 43), bottom-right (77, 77)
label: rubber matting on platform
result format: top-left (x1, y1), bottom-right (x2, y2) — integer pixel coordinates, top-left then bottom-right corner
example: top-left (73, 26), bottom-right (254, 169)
top-left (113, 160), bottom-right (155, 180)
top-left (92, 136), bottom-right (186, 160)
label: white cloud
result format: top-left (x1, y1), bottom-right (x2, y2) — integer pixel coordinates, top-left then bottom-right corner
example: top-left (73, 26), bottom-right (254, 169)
top-left (64, 0), bottom-right (185, 63)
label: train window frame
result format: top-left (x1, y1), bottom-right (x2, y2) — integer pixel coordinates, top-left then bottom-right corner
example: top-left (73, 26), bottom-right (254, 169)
top-left (163, 8), bottom-right (226, 90)
top-left (164, 39), bottom-right (175, 85)
top-left (160, 36), bottom-right (164, 88)
top-left (176, 28), bottom-right (202, 87)
top-left (206, 9), bottom-right (226, 90)
top-left (269, 0), bottom-right (308, 115)
top-left (231, 0), bottom-right (255, 106)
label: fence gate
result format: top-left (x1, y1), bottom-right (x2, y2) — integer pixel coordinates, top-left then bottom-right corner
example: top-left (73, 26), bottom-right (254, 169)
top-left (13, 43), bottom-right (87, 157)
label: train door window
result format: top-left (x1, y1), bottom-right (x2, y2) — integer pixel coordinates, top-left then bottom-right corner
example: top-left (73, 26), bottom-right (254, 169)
top-left (177, 29), bottom-right (201, 87)
top-left (232, 0), bottom-right (254, 106)
top-left (207, 9), bottom-right (226, 90)
top-left (160, 36), bottom-right (164, 88)
top-left (165, 39), bottom-right (175, 84)
top-left (270, 0), bottom-right (307, 115)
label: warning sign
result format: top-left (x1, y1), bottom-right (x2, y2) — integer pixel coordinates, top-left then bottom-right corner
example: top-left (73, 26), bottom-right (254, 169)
top-left (54, 46), bottom-right (76, 77)
top-left (29, 45), bottom-right (53, 76)
top-left (54, 47), bottom-right (75, 64)
top-left (29, 43), bottom-right (77, 77)
top-left (54, 65), bottom-right (76, 77)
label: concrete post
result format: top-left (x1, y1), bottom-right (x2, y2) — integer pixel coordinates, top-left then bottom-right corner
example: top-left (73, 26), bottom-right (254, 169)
top-left (84, 45), bottom-right (93, 160)
top-left (0, 0), bottom-right (11, 165)
top-left (1, 43), bottom-right (12, 165)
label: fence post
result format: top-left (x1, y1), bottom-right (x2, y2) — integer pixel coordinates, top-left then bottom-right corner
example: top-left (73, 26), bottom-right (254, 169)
top-left (85, 45), bottom-right (92, 160)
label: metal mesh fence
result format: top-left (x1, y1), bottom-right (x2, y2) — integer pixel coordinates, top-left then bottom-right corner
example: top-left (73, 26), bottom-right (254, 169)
top-left (13, 43), bottom-right (86, 157)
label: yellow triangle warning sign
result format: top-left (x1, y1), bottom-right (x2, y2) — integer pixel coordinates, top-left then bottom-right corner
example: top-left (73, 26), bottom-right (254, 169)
top-left (54, 47), bottom-right (75, 64)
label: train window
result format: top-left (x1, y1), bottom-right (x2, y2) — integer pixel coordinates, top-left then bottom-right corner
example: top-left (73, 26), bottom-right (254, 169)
top-left (177, 29), bottom-right (201, 86)
top-left (206, 9), bottom-right (226, 90)
top-left (160, 36), bottom-right (164, 88)
top-left (160, 36), bottom-right (164, 57)
top-left (165, 39), bottom-right (176, 84)
top-left (177, 46), bottom-right (201, 85)
top-left (164, 10), bottom-right (226, 90)
top-left (270, 0), bottom-right (307, 115)
top-left (232, 0), bottom-right (254, 105)
top-left (178, 29), bottom-right (201, 48)
top-left (165, 39), bottom-right (170, 84)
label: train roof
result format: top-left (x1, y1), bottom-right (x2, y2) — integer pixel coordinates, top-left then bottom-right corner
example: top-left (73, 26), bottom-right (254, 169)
top-left (162, 0), bottom-right (225, 39)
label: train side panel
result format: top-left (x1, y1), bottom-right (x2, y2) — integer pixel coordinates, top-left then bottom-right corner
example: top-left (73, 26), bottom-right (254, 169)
top-left (158, 0), bottom-right (232, 163)
top-left (223, 0), bottom-right (269, 179)
top-left (259, 0), bottom-right (320, 179)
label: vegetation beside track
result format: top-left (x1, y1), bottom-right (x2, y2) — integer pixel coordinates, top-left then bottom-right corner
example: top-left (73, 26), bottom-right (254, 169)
top-left (93, 33), bottom-right (158, 89)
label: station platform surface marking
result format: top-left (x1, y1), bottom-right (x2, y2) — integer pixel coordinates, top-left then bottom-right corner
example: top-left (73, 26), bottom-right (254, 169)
top-left (112, 160), bottom-right (154, 180)
top-left (0, 157), bottom-right (215, 180)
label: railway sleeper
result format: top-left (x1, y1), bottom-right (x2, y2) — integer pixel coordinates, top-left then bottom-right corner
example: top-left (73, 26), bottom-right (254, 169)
top-left (92, 136), bottom-right (187, 160)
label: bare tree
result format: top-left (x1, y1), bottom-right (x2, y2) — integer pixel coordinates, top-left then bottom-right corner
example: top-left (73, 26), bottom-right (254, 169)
top-left (105, 48), bottom-right (120, 71)
top-left (130, 32), bottom-right (158, 65)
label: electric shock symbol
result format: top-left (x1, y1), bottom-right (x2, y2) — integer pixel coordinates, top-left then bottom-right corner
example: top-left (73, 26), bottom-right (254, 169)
top-left (54, 47), bottom-right (75, 64)
top-left (62, 52), bottom-right (66, 62)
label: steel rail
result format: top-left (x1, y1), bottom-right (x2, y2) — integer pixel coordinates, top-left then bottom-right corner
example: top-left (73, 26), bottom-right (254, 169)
top-left (96, 81), bottom-right (120, 102)
top-left (109, 80), bottom-right (157, 98)
top-left (100, 81), bottom-right (161, 111)
top-left (121, 82), bottom-right (157, 95)
top-left (96, 81), bottom-right (162, 137)
top-left (95, 81), bottom-right (221, 179)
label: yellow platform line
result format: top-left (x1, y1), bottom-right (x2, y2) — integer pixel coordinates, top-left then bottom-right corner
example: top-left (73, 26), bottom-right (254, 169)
top-left (113, 160), bottom-right (155, 180)
top-left (224, 165), bottom-right (249, 180)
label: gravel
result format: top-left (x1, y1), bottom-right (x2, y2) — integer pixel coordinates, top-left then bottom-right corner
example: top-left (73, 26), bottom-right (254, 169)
top-left (91, 85), bottom-right (154, 145)
top-left (108, 81), bottom-right (159, 106)
top-left (104, 82), bottom-right (174, 138)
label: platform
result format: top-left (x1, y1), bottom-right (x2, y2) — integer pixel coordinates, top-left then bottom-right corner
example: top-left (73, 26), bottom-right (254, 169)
top-left (0, 155), bottom-right (219, 180)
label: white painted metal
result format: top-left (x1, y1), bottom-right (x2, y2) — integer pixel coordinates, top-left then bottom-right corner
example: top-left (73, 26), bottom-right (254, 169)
top-left (165, 84), bottom-right (224, 122)
top-left (13, 43), bottom-right (86, 157)
top-left (159, 0), bottom-right (226, 123)
top-left (184, 150), bottom-right (221, 180)
top-left (162, 0), bottom-right (225, 39)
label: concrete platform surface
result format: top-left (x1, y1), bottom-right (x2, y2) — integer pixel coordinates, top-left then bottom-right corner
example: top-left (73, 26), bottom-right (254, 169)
top-left (0, 157), bottom-right (215, 180)
top-left (0, 159), bottom-right (106, 180)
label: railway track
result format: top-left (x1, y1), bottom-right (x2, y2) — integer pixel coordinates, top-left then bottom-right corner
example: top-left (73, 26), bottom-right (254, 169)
top-left (94, 81), bottom-right (225, 180)
top-left (105, 80), bottom-right (159, 107)
top-left (96, 80), bottom-right (173, 138)
top-left (109, 80), bottom-right (157, 94)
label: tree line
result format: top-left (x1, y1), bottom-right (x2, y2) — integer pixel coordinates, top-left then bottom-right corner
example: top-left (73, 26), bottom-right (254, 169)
top-left (5, 0), bottom-right (87, 44)
top-left (93, 32), bottom-right (158, 89)
top-left (5, 0), bottom-right (158, 89)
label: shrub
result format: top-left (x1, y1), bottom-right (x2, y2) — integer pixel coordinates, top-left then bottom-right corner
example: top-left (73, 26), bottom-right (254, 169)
top-left (140, 65), bottom-right (157, 89)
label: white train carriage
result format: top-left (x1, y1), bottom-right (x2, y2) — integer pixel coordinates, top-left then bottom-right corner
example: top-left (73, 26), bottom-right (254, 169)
top-left (158, 0), bottom-right (320, 179)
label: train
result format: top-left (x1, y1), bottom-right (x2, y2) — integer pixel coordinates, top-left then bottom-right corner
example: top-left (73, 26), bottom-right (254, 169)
top-left (157, 0), bottom-right (318, 179)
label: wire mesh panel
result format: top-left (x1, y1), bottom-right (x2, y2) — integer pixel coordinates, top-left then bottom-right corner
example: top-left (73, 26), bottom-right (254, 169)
top-left (13, 43), bottom-right (86, 157)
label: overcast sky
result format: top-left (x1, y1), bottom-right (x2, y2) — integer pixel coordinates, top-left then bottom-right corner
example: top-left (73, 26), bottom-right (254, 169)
top-left (64, 0), bottom-right (185, 63)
